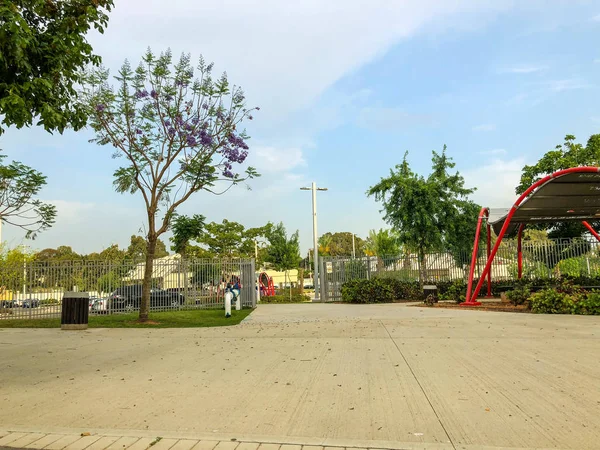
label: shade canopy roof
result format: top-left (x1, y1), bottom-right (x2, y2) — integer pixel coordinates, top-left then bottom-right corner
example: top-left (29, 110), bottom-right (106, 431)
top-left (489, 170), bottom-right (600, 236)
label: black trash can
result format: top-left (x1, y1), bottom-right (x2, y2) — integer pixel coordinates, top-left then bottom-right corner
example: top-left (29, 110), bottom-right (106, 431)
top-left (61, 292), bottom-right (89, 330)
top-left (423, 285), bottom-right (438, 302)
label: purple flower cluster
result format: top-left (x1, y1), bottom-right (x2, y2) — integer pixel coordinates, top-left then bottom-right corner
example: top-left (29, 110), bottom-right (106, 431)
top-left (219, 133), bottom-right (249, 168)
top-left (150, 90), bottom-right (158, 99)
top-left (223, 169), bottom-right (234, 178)
top-left (135, 89), bottom-right (149, 99)
top-left (135, 128), bottom-right (143, 135)
top-left (95, 104), bottom-right (106, 112)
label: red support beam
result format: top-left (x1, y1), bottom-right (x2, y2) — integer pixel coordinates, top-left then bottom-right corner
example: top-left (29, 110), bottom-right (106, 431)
top-left (486, 224), bottom-right (492, 297)
top-left (517, 224), bottom-right (525, 279)
top-left (467, 166), bottom-right (600, 304)
top-left (582, 221), bottom-right (600, 242)
top-left (464, 207), bottom-right (489, 305)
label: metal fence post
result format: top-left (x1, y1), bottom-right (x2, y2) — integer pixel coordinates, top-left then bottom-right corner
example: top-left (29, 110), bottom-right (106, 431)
top-left (250, 258), bottom-right (257, 308)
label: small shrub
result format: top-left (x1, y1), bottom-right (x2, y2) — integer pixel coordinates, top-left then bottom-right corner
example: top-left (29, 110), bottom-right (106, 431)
top-left (505, 284), bottom-right (531, 306)
top-left (438, 280), bottom-right (465, 304)
top-left (574, 292), bottom-right (600, 315)
top-left (424, 294), bottom-right (436, 306)
top-left (530, 289), bottom-right (576, 314)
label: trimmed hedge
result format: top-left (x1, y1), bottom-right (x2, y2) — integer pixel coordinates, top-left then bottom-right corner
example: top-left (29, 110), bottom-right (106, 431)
top-left (260, 293), bottom-right (310, 303)
top-left (340, 275), bottom-right (600, 313)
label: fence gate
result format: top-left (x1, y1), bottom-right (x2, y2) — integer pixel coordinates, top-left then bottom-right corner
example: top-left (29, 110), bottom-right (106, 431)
top-left (321, 257), bottom-right (373, 302)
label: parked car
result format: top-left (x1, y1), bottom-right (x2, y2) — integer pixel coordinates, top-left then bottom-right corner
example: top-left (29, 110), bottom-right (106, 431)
top-left (108, 285), bottom-right (185, 312)
top-left (0, 300), bottom-right (18, 308)
top-left (21, 299), bottom-right (40, 308)
top-left (90, 298), bottom-right (108, 313)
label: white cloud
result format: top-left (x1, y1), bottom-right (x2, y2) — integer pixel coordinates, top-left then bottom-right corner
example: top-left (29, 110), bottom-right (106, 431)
top-left (478, 149), bottom-right (507, 155)
top-left (592, 13), bottom-right (600, 22)
top-left (464, 157), bottom-right (527, 207)
top-left (254, 146), bottom-right (305, 173)
top-left (543, 78), bottom-right (591, 92)
top-left (473, 123), bottom-right (497, 131)
top-left (500, 65), bottom-right (547, 74)
top-left (89, 0), bottom-right (513, 124)
top-left (594, 58), bottom-right (600, 63)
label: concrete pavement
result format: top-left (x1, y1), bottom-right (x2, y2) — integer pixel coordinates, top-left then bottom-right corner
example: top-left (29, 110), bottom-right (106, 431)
top-left (1, 303), bottom-right (599, 450)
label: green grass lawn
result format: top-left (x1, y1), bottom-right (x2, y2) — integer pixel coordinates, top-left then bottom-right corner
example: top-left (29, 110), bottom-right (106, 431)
top-left (0, 308), bottom-right (253, 329)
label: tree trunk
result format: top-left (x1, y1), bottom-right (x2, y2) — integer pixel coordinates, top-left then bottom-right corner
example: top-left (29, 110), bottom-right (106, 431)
top-left (418, 248), bottom-right (427, 288)
top-left (297, 267), bottom-right (304, 294)
top-left (140, 236), bottom-right (157, 322)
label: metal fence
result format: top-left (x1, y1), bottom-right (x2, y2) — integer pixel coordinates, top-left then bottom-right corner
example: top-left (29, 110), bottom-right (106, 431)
top-left (320, 237), bottom-right (600, 301)
top-left (0, 257), bottom-right (256, 320)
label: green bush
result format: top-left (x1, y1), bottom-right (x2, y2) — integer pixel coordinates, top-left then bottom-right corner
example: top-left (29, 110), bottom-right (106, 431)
top-left (574, 292), bottom-right (600, 315)
top-left (260, 293), bottom-right (310, 303)
top-left (505, 284), bottom-right (531, 306)
top-left (341, 278), bottom-right (395, 303)
top-left (530, 289), bottom-right (576, 314)
top-left (438, 280), bottom-right (465, 303)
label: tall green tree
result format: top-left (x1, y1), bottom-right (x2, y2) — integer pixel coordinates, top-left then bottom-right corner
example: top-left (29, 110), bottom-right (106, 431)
top-left (83, 49), bottom-right (258, 321)
top-left (0, 153), bottom-right (56, 238)
top-left (170, 214), bottom-right (205, 256)
top-left (517, 133), bottom-right (600, 239)
top-left (368, 147), bottom-right (478, 284)
top-left (126, 235), bottom-right (168, 260)
top-left (265, 222), bottom-right (301, 294)
top-left (196, 219), bottom-right (271, 260)
top-left (265, 223), bottom-right (301, 271)
top-left (0, 0), bottom-right (113, 134)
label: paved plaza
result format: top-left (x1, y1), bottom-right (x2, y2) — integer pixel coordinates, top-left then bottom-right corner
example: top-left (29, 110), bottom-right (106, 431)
top-left (1, 304), bottom-right (599, 450)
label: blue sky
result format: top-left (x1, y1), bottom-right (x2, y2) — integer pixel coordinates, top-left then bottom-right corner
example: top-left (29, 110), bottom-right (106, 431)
top-left (2, 0), bottom-right (600, 255)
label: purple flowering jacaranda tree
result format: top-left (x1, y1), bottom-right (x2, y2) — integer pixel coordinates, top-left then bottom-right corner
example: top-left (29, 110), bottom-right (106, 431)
top-left (84, 48), bottom-right (258, 321)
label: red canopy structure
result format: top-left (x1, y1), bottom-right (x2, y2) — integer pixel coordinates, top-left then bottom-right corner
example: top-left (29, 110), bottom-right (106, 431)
top-left (463, 166), bottom-right (600, 305)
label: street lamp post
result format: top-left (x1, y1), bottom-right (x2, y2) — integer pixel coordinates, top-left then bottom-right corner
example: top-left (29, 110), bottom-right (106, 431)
top-left (301, 182), bottom-right (327, 300)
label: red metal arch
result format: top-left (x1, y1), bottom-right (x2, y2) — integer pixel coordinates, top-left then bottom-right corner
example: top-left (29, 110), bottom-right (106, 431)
top-left (464, 166), bottom-right (600, 305)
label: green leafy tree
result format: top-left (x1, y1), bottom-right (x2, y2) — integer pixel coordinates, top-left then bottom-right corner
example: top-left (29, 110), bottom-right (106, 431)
top-left (318, 234), bottom-right (332, 256)
top-left (368, 147), bottom-right (478, 284)
top-left (197, 219), bottom-right (271, 261)
top-left (0, 0), bottom-right (113, 134)
top-left (170, 214), bottom-right (205, 256)
top-left (265, 223), bottom-right (301, 271)
top-left (365, 229), bottom-right (400, 257)
top-left (84, 49), bottom-right (258, 321)
top-left (265, 222), bottom-right (301, 297)
top-left (0, 153), bottom-right (57, 238)
top-left (199, 220), bottom-right (246, 256)
top-left (0, 244), bottom-right (35, 293)
top-left (318, 232), bottom-right (364, 257)
top-left (517, 134), bottom-right (600, 239)
top-left (126, 235), bottom-right (168, 260)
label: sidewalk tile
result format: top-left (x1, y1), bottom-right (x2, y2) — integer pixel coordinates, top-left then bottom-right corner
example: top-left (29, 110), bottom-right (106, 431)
top-left (236, 443), bottom-right (259, 450)
top-left (169, 440), bottom-right (199, 450)
top-left (25, 434), bottom-right (64, 449)
top-left (45, 435), bottom-right (82, 450)
top-left (6, 433), bottom-right (47, 448)
top-left (65, 435), bottom-right (102, 450)
top-left (85, 436), bottom-right (119, 450)
top-left (0, 433), bottom-right (28, 446)
top-left (190, 441), bottom-right (219, 450)
top-left (146, 438), bottom-right (177, 450)
top-left (105, 437), bottom-right (141, 450)
top-left (125, 438), bottom-right (155, 450)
